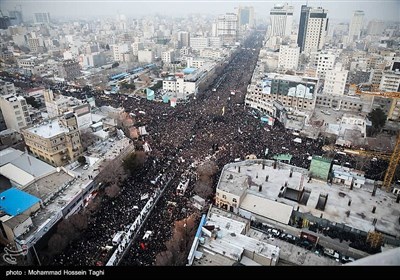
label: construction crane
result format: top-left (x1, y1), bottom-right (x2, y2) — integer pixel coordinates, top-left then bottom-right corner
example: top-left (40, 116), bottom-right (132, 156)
top-left (351, 83), bottom-right (400, 99)
top-left (383, 133), bottom-right (400, 191)
top-left (343, 148), bottom-right (392, 161)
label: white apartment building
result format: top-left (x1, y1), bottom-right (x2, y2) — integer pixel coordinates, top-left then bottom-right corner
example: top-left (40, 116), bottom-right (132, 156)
top-left (0, 81), bottom-right (16, 96)
top-left (269, 3), bottom-right (294, 37)
top-left (162, 77), bottom-right (197, 100)
top-left (0, 94), bottom-right (31, 132)
top-left (209, 37), bottom-right (223, 49)
top-left (278, 44), bottom-right (299, 71)
top-left (138, 50), bottom-right (154, 63)
top-left (297, 5), bottom-right (329, 53)
top-left (348, 10), bottom-right (364, 42)
top-left (161, 50), bottom-right (176, 64)
top-left (131, 42), bottom-right (144, 56)
top-left (379, 70), bottom-right (400, 93)
top-left (323, 63), bottom-right (348, 96)
top-left (217, 13), bottom-right (238, 45)
top-left (316, 52), bottom-right (336, 79)
top-left (200, 48), bottom-right (222, 60)
top-left (190, 37), bottom-right (209, 50)
top-left (113, 44), bottom-right (130, 62)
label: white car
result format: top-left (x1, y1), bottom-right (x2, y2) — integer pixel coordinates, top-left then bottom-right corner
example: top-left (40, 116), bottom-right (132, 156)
top-left (83, 164), bottom-right (89, 170)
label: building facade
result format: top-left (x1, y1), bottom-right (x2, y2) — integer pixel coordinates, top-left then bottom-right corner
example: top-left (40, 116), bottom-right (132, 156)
top-left (348, 10), bottom-right (364, 42)
top-left (323, 64), bottom-right (348, 96)
top-left (297, 5), bottom-right (328, 53)
top-left (22, 113), bottom-right (83, 166)
top-left (217, 13), bottom-right (238, 45)
top-left (0, 94), bottom-right (31, 132)
top-left (269, 3), bottom-right (294, 37)
top-left (278, 44), bottom-right (300, 71)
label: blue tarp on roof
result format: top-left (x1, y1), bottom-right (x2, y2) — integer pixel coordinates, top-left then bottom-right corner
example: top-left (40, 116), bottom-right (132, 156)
top-left (0, 188), bottom-right (40, 216)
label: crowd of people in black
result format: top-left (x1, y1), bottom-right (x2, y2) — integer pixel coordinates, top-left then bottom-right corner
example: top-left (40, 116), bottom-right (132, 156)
top-left (0, 30), bottom-right (388, 266)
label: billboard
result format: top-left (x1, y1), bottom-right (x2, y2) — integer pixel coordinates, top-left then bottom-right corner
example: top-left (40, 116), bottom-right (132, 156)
top-left (170, 97), bottom-right (177, 107)
top-left (287, 83), bottom-right (314, 99)
top-left (262, 78), bottom-right (272, 94)
top-left (162, 94), bottom-right (170, 103)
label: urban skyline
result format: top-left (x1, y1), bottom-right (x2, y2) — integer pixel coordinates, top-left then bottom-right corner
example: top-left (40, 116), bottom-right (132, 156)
top-left (2, 0), bottom-right (399, 21)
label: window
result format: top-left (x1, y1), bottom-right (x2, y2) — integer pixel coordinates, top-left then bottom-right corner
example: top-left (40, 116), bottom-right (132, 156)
top-left (232, 198), bottom-right (237, 203)
top-left (222, 195), bottom-right (226, 199)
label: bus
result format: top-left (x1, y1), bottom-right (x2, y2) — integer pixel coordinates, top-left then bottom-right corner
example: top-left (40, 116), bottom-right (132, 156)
top-left (176, 178), bottom-right (190, 196)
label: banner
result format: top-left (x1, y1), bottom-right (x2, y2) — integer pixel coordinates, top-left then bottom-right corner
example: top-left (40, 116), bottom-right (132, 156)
top-left (170, 97), bottom-right (177, 107)
top-left (146, 88), bottom-right (155, 101)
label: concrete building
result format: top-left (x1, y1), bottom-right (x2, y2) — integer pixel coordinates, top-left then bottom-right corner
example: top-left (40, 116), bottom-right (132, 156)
top-left (237, 6), bottom-right (255, 28)
top-left (0, 81), bottom-right (16, 96)
top-left (379, 70), bottom-right (400, 93)
top-left (161, 50), bottom-right (176, 64)
top-left (245, 73), bottom-right (318, 116)
top-left (323, 63), bottom-right (349, 96)
top-left (269, 3), bottom-right (294, 37)
top-left (0, 94), bottom-right (31, 132)
top-left (367, 20), bottom-right (385, 36)
top-left (21, 113), bottom-right (83, 167)
top-left (162, 77), bottom-right (197, 100)
top-left (217, 13), bottom-right (238, 45)
top-left (0, 147), bottom-right (55, 189)
top-left (138, 49), bottom-right (154, 64)
top-left (297, 5), bottom-right (329, 53)
top-left (278, 44), bottom-right (300, 71)
top-left (209, 36), bottom-right (223, 49)
top-left (177, 31), bottom-right (190, 48)
top-left (316, 52), bottom-right (336, 79)
top-left (113, 44), bottom-right (130, 62)
top-left (189, 208), bottom-right (280, 266)
top-left (348, 11), bottom-right (364, 42)
top-left (0, 188), bottom-right (41, 244)
top-left (213, 159), bottom-right (400, 242)
top-left (58, 60), bottom-right (81, 81)
top-left (86, 52), bottom-right (106, 68)
top-left (190, 37), bottom-right (209, 50)
top-left (315, 93), bottom-right (372, 113)
top-left (33, 12), bottom-right (50, 24)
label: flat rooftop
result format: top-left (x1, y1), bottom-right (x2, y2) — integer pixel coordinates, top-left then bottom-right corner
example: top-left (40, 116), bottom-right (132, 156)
top-left (248, 228), bottom-right (340, 266)
top-left (0, 188), bottom-right (40, 216)
top-left (194, 210), bottom-right (280, 266)
top-left (18, 136), bottom-right (132, 243)
top-left (220, 160), bottom-right (400, 238)
top-left (23, 170), bottom-right (75, 201)
top-left (26, 119), bottom-right (69, 138)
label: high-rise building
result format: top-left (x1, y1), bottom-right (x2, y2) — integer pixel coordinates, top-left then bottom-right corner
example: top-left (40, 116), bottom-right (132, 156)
top-left (316, 52), bottom-right (336, 79)
top-left (348, 10), bottom-right (364, 42)
top-left (9, 10), bottom-right (23, 26)
top-left (297, 5), bottom-right (328, 53)
top-left (177, 31), bottom-right (190, 48)
top-left (367, 20), bottom-right (385, 36)
top-left (0, 81), bottom-right (16, 96)
top-left (323, 63), bottom-right (348, 96)
top-left (278, 44), bottom-right (300, 71)
top-left (269, 3), bottom-right (294, 37)
top-left (0, 94), bottom-right (31, 132)
top-left (58, 60), bottom-right (81, 81)
top-left (217, 13), bottom-right (238, 45)
top-left (237, 6), bottom-right (255, 28)
top-left (34, 12), bottom-right (50, 24)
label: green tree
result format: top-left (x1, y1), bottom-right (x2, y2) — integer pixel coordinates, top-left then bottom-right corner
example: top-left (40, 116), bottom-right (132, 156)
top-left (368, 108), bottom-right (387, 135)
top-left (78, 156), bottom-right (86, 165)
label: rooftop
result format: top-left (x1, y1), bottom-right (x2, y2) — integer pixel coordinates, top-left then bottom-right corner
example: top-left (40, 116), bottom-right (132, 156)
top-left (220, 160), bottom-right (400, 238)
top-left (0, 188), bottom-right (40, 216)
top-left (25, 119), bottom-right (69, 138)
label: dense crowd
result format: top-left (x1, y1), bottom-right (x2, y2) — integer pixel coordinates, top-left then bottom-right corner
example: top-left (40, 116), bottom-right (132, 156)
top-left (47, 31), bottom-right (333, 266)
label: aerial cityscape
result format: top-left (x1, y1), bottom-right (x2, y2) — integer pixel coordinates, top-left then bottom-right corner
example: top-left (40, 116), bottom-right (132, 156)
top-left (0, 0), bottom-right (399, 270)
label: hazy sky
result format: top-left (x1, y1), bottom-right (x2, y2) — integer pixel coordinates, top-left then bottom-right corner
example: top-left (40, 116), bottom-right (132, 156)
top-left (2, 0), bottom-right (399, 22)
